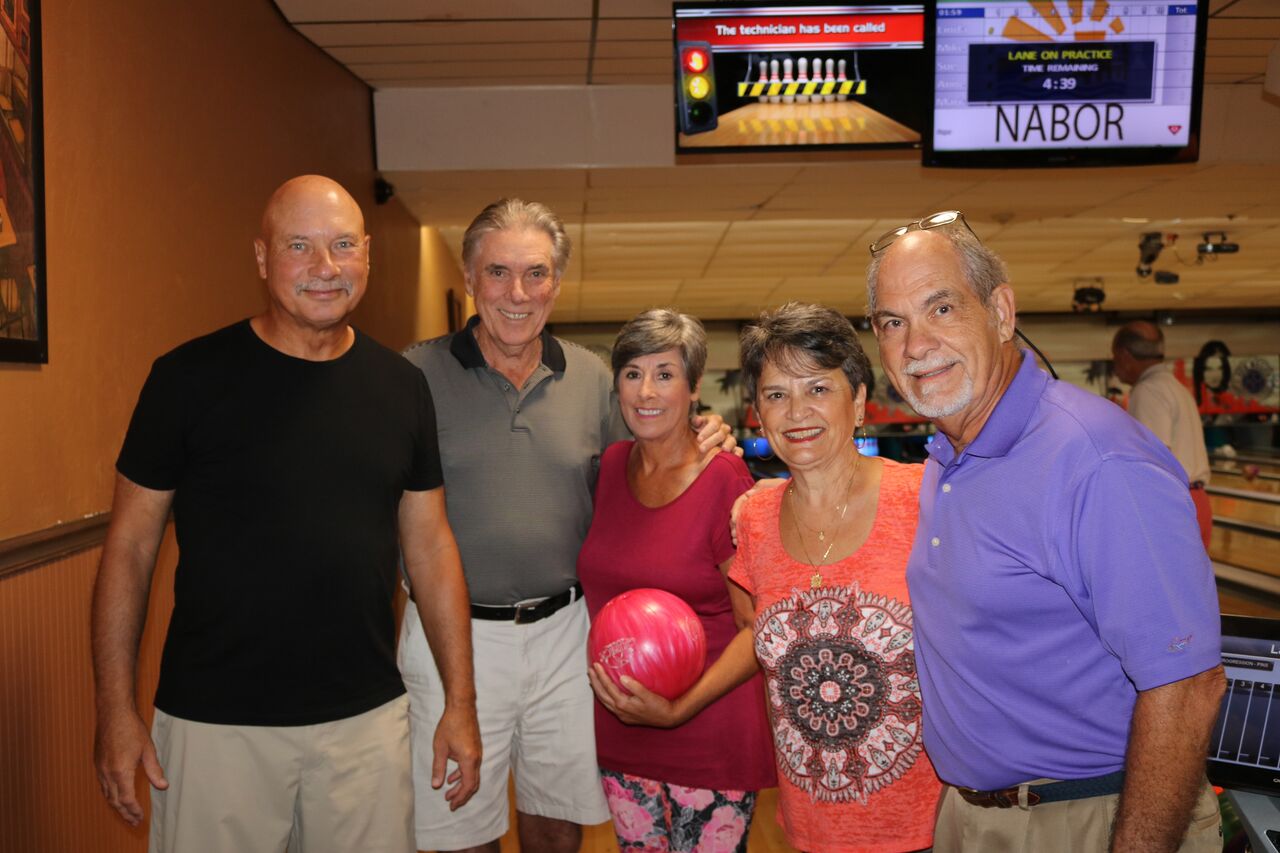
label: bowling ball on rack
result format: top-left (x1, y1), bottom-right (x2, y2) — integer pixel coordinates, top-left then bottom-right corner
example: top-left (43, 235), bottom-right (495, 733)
top-left (588, 588), bottom-right (707, 701)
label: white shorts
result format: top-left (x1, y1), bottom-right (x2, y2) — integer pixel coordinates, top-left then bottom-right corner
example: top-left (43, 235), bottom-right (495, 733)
top-left (399, 597), bottom-right (610, 850)
top-left (149, 696), bottom-right (413, 853)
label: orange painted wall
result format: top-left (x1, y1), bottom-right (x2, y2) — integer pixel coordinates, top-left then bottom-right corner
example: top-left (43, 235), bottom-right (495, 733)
top-left (419, 225), bottom-right (469, 344)
top-left (0, 0), bottom-right (429, 847)
top-left (352, 199), bottom-right (425, 353)
top-left (0, 0), bottom-right (422, 541)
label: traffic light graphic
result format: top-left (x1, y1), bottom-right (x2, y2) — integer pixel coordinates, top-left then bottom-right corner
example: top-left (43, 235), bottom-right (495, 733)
top-left (676, 41), bottom-right (718, 135)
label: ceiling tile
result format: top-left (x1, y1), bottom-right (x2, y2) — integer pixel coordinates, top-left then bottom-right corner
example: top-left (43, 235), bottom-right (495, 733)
top-left (593, 40), bottom-right (671, 60)
top-left (1208, 17), bottom-right (1280, 40)
top-left (357, 59), bottom-right (588, 81)
top-left (598, 0), bottom-right (672, 18)
top-left (278, 0), bottom-right (592, 22)
top-left (596, 19), bottom-right (673, 40)
top-left (591, 57), bottom-right (672, 75)
top-left (329, 42), bottom-right (591, 63)
top-left (284, 1), bottom-right (1280, 322)
top-left (296, 20), bottom-right (592, 46)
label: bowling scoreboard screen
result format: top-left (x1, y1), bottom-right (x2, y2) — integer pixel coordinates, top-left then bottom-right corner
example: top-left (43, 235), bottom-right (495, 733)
top-left (925, 1), bottom-right (1207, 167)
top-left (672, 3), bottom-right (927, 154)
top-left (1207, 616), bottom-right (1280, 797)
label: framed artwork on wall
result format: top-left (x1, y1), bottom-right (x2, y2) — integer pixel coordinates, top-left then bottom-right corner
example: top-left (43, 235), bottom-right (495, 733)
top-left (0, 0), bottom-right (45, 363)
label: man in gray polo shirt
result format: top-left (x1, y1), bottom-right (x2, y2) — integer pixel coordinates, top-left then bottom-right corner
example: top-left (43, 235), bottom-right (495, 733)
top-left (399, 199), bottom-right (732, 853)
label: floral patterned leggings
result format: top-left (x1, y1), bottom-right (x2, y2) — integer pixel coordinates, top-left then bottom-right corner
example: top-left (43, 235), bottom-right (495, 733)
top-left (600, 769), bottom-right (757, 853)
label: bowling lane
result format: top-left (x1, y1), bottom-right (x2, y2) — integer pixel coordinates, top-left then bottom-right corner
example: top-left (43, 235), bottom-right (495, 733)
top-left (677, 101), bottom-right (920, 148)
top-left (1213, 469), bottom-right (1280, 495)
top-left (1215, 450), bottom-right (1280, 466)
top-left (1218, 585), bottom-right (1280, 619)
top-left (1210, 526), bottom-right (1280, 577)
top-left (1211, 494), bottom-right (1280, 529)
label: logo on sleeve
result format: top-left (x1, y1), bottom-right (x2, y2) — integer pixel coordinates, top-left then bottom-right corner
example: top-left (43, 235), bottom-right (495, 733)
top-left (1168, 634), bottom-right (1193, 652)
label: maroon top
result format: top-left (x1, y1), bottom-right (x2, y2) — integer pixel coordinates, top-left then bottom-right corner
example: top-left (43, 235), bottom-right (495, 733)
top-left (579, 442), bottom-right (776, 792)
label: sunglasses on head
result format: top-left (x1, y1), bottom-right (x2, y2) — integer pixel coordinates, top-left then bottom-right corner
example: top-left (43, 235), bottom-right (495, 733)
top-left (869, 210), bottom-right (980, 256)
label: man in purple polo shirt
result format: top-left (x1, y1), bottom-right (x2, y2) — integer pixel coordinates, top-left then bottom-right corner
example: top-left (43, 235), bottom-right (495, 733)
top-left (864, 213), bottom-right (1225, 852)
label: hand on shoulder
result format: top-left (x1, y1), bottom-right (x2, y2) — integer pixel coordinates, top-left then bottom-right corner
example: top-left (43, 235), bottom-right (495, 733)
top-left (730, 477), bottom-right (787, 546)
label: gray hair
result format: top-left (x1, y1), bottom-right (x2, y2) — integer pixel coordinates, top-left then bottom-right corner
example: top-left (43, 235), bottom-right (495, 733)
top-left (1113, 321), bottom-right (1165, 361)
top-left (461, 198), bottom-right (571, 277)
top-left (739, 302), bottom-right (872, 403)
top-left (866, 226), bottom-right (1009, 315)
top-left (612, 309), bottom-right (707, 394)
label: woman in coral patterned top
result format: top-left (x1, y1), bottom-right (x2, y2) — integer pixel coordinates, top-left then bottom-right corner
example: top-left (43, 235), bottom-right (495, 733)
top-left (729, 303), bottom-right (940, 853)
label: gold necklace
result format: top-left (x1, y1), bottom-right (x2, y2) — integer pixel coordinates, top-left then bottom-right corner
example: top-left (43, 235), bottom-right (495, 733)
top-left (786, 451), bottom-right (861, 589)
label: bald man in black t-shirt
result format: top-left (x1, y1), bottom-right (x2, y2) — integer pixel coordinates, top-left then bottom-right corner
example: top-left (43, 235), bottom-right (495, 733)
top-left (91, 176), bottom-right (480, 853)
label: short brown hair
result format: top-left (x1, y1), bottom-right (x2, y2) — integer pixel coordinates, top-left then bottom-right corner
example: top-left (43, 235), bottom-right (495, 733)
top-left (612, 309), bottom-right (707, 393)
top-left (739, 302), bottom-right (872, 402)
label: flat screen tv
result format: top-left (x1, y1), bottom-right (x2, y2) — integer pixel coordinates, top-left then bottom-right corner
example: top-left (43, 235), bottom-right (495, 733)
top-left (1207, 615), bottom-right (1280, 797)
top-left (673, 2), bottom-right (928, 155)
top-left (923, 0), bottom-right (1208, 167)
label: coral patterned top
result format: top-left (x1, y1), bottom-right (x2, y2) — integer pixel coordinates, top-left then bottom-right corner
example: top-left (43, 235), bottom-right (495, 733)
top-left (729, 459), bottom-right (940, 853)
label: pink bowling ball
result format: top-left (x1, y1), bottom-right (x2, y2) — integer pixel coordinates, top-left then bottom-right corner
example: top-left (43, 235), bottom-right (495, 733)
top-left (588, 588), bottom-right (707, 700)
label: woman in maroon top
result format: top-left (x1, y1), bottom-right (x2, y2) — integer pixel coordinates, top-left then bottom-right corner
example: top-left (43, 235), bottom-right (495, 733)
top-left (579, 309), bottom-right (775, 852)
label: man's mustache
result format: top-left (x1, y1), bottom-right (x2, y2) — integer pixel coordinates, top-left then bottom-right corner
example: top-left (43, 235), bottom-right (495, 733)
top-left (295, 280), bottom-right (354, 296)
top-left (903, 357), bottom-right (955, 377)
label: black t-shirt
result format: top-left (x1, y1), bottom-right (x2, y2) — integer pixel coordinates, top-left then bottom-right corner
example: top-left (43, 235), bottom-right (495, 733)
top-left (117, 320), bottom-right (443, 726)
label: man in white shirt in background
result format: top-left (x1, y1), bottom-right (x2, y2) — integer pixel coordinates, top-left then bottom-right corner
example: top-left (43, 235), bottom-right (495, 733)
top-left (1112, 320), bottom-right (1213, 548)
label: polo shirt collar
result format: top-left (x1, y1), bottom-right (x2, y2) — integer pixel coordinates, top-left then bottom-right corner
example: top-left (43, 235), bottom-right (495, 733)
top-left (448, 314), bottom-right (566, 372)
top-left (926, 349), bottom-right (1044, 465)
top-left (1136, 362), bottom-right (1168, 384)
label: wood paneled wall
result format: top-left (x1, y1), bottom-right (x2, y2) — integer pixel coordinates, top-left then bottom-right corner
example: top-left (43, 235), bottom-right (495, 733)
top-left (0, 533), bottom-right (175, 852)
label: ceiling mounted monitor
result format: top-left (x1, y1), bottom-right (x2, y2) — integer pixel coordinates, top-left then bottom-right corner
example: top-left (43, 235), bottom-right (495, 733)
top-left (673, 2), bottom-right (927, 155)
top-left (923, 0), bottom-right (1208, 167)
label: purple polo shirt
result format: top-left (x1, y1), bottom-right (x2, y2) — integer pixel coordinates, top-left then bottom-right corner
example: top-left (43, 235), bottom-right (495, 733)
top-left (907, 351), bottom-right (1220, 790)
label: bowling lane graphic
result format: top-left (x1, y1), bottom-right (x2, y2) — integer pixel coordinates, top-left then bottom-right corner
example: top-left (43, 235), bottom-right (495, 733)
top-left (678, 51), bottom-right (920, 149)
top-left (678, 101), bottom-right (920, 148)
top-left (673, 5), bottom-right (926, 151)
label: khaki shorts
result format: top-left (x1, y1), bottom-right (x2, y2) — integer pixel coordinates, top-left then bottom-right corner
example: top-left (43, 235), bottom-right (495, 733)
top-left (149, 696), bottom-right (414, 853)
top-left (932, 778), bottom-right (1221, 853)
top-left (399, 597), bottom-right (610, 850)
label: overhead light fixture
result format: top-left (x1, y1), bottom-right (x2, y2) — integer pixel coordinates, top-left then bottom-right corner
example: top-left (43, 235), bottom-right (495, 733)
top-left (1071, 277), bottom-right (1105, 313)
top-left (1197, 231), bottom-right (1239, 258)
top-left (1136, 232), bottom-right (1164, 278)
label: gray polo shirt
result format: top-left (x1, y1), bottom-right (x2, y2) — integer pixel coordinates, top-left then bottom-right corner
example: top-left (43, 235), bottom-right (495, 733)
top-left (404, 317), bottom-right (627, 604)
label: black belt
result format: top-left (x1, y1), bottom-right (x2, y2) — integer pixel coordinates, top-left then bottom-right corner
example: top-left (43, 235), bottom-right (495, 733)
top-left (470, 583), bottom-right (583, 625)
top-left (1190, 481), bottom-right (1206, 490)
top-left (955, 771), bottom-right (1125, 808)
